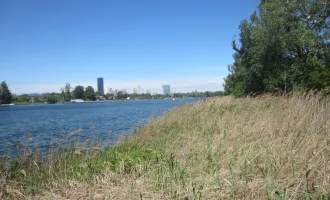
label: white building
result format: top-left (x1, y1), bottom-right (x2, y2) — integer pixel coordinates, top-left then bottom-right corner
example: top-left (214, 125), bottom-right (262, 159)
top-left (132, 88), bottom-right (138, 94)
top-left (107, 87), bottom-right (113, 94)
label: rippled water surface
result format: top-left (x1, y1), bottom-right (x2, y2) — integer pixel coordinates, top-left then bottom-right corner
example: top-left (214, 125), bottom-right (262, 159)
top-left (0, 99), bottom-right (196, 156)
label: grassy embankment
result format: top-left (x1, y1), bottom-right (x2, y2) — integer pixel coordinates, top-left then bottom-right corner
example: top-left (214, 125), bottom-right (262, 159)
top-left (1, 94), bottom-right (329, 199)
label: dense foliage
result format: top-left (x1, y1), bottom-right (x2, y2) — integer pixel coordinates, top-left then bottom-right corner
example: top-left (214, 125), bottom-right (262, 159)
top-left (45, 93), bottom-right (60, 104)
top-left (12, 94), bottom-right (30, 103)
top-left (73, 85), bottom-right (85, 99)
top-left (224, 0), bottom-right (330, 96)
top-left (61, 83), bottom-right (72, 102)
top-left (0, 81), bottom-right (13, 104)
top-left (85, 86), bottom-right (96, 101)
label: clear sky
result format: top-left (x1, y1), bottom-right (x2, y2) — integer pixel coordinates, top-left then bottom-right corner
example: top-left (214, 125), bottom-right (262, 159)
top-left (0, 0), bottom-right (259, 94)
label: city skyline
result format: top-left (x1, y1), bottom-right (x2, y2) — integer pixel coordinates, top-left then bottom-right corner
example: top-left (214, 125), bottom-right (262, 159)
top-left (8, 76), bottom-right (224, 95)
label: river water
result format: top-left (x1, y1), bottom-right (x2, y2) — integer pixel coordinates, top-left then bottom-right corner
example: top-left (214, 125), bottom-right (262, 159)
top-left (0, 99), bottom-right (196, 156)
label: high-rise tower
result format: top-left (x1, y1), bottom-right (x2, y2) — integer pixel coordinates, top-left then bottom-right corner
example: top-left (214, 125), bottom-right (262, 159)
top-left (162, 85), bottom-right (170, 95)
top-left (97, 78), bottom-right (104, 95)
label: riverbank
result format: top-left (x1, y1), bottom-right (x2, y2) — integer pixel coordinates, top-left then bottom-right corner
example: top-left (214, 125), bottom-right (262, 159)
top-left (1, 94), bottom-right (329, 199)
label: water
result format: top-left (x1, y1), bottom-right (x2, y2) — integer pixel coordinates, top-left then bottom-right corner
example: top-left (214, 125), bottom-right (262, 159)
top-left (0, 99), bottom-right (196, 156)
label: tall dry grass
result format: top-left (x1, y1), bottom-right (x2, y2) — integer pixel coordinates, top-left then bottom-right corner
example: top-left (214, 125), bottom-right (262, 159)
top-left (1, 94), bottom-right (329, 199)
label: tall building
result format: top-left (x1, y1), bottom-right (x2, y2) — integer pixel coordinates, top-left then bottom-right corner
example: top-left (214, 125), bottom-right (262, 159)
top-left (146, 89), bottom-right (151, 94)
top-left (162, 85), bottom-right (170, 95)
top-left (97, 78), bottom-right (104, 95)
top-left (132, 88), bottom-right (138, 94)
top-left (106, 87), bottom-right (113, 94)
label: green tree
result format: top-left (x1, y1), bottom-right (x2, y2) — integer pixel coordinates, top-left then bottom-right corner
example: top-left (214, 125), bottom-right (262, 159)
top-left (95, 91), bottom-right (102, 97)
top-left (45, 93), bottom-right (59, 104)
top-left (85, 86), bottom-right (96, 101)
top-left (0, 81), bottom-right (13, 104)
top-left (61, 83), bottom-right (72, 102)
top-left (33, 96), bottom-right (42, 103)
top-left (116, 91), bottom-right (124, 99)
top-left (17, 94), bottom-right (30, 103)
top-left (225, 0), bottom-right (330, 96)
top-left (73, 85), bottom-right (85, 99)
top-left (173, 93), bottom-right (183, 98)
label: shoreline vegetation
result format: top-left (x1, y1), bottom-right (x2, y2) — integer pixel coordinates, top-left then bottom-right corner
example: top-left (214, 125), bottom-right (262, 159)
top-left (1, 93), bottom-right (329, 199)
top-left (1, 97), bottom-right (200, 107)
top-left (10, 91), bottom-right (225, 105)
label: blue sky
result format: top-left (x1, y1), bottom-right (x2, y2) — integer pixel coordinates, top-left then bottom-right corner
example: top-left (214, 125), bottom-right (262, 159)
top-left (0, 0), bottom-right (259, 94)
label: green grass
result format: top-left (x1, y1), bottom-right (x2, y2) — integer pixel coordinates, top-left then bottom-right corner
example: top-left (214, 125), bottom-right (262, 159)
top-left (0, 143), bottom-right (163, 199)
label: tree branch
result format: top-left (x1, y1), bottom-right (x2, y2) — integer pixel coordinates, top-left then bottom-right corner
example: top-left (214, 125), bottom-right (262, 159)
top-left (300, 5), bottom-right (311, 21)
top-left (311, 15), bottom-right (329, 28)
top-left (232, 40), bottom-right (242, 54)
top-left (233, 46), bottom-right (242, 54)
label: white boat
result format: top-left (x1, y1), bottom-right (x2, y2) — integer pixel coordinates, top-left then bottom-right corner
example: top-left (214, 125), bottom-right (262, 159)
top-left (0, 104), bottom-right (14, 106)
top-left (70, 99), bottom-right (85, 103)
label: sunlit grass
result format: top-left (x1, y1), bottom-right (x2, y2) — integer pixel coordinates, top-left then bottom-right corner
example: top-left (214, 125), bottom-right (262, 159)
top-left (1, 93), bottom-right (329, 199)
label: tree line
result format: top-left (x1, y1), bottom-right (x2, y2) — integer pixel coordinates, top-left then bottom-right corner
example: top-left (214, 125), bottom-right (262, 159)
top-left (0, 82), bottom-right (100, 104)
top-left (1, 81), bottom-right (227, 104)
top-left (60, 83), bottom-right (98, 102)
top-left (224, 0), bottom-right (330, 96)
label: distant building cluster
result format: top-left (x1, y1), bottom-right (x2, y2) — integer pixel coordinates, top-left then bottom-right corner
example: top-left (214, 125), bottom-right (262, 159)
top-left (97, 77), bottom-right (170, 95)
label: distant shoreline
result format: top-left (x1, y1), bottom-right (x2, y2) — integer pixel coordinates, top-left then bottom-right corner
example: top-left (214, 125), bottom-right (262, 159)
top-left (4, 97), bottom-right (199, 106)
